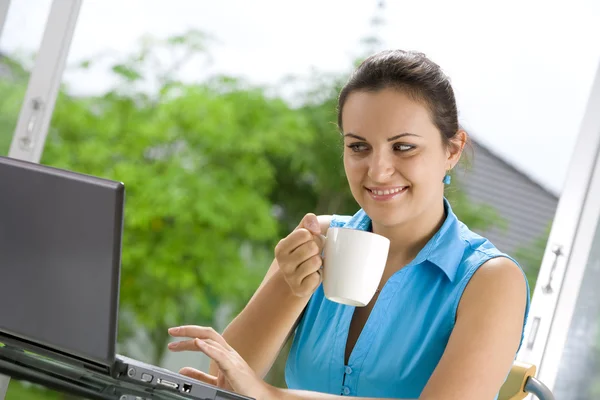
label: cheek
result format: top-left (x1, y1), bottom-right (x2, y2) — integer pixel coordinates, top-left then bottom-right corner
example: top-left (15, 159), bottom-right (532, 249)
top-left (343, 154), bottom-right (364, 182)
top-left (402, 155), bottom-right (445, 188)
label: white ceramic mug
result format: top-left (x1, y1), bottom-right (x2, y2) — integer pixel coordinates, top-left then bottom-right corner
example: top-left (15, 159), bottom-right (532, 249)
top-left (320, 228), bottom-right (390, 307)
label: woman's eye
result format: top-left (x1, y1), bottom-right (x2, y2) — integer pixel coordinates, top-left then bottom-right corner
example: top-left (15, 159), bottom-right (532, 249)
top-left (394, 144), bottom-right (414, 152)
top-left (347, 143), bottom-right (369, 152)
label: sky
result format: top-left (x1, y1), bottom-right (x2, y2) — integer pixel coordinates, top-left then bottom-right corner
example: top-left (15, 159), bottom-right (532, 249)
top-left (2, 0), bottom-right (600, 196)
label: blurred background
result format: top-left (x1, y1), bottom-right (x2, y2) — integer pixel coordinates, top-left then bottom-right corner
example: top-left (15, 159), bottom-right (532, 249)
top-left (1, 0), bottom-right (600, 399)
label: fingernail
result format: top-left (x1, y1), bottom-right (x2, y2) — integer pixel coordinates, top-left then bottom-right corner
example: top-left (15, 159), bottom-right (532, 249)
top-left (168, 342), bottom-right (177, 348)
top-left (308, 221), bottom-right (319, 232)
top-left (168, 327), bottom-right (179, 334)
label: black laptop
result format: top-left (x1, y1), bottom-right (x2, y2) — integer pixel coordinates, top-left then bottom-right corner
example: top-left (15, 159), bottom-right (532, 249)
top-left (0, 155), bottom-right (252, 400)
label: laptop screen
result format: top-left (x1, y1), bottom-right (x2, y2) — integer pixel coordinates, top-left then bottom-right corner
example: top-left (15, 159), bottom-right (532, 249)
top-left (0, 156), bottom-right (123, 366)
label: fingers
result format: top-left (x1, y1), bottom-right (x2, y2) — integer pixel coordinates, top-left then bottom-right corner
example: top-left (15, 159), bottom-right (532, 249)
top-left (273, 213), bottom-right (325, 298)
top-left (274, 212), bottom-right (323, 257)
top-left (275, 228), bottom-right (314, 258)
top-left (299, 213), bottom-right (321, 235)
top-left (183, 340), bottom-right (263, 397)
top-left (168, 336), bottom-right (238, 353)
top-left (298, 272), bottom-right (322, 297)
top-left (296, 254), bottom-right (323, 279)
top-left (276, 231), bottom-right (324, 268)
top-left (292, 237), bottom-right (324, 259)
top-left (167, 331), bottom-right (251, 394)
top-left (312, 232), bottom-right (326, 251)
top-left (168, 326), bottom-right (232, 351)
top-left (179, 367), bottom-right (218, 386)
top-left (294, 256), bottom-right (323, 295)
top-left (168, 338), bottom-right (203, 352)
top-left (284, 240), bottom-right (321, 273)
top-left (193, 339), bottom-right (234, 373)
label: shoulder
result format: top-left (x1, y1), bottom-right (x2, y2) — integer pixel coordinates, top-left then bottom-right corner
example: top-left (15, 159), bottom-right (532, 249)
top-left (468, 257), bottom-right (527, 294)
top-left (458, 256), bottom-right (528, 322)
top-left (454, 219), bottom-right (517, 273)
top-left (450, 220), bottom-right (530, 314)
top-left (456, 219), bottom-right (496, 252)
top-left (420, 256), bottom-right (530, 399)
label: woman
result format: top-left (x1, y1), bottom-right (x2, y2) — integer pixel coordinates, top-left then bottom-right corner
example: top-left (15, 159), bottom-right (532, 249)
top-left (167, 49), bottom-right (530, 400)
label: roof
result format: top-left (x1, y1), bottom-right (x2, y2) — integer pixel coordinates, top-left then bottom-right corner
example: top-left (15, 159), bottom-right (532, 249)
top-left (467, 131), bottom-right (560, 199)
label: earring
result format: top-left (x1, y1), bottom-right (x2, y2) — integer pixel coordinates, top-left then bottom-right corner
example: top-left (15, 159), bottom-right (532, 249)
top-left (443, 174), bottom-right (451, 185)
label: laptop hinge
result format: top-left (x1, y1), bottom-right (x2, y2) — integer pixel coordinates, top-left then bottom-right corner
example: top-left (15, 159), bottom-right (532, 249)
top-left (0, 334), bottom-right (111, 376)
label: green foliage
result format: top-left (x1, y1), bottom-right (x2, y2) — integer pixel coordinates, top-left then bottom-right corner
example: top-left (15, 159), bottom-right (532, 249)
top-left (444, 185), bottom-right (507, 234)
top-left (0, 53), bottom-right (31, 155)
top-left (40, 34), bottom-right (312, 365)
top-left (269, 70), bottom-right (357, 235)
top-left (0, 80), bottom-right (26, 156)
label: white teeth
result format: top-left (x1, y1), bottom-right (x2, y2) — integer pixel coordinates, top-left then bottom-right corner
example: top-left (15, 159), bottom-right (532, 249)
top-left (372, 187), bottom-right (404, 196)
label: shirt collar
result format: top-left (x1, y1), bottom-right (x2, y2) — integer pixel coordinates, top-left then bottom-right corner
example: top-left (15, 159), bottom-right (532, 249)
top-left (343, 198), bottom-right (466, 282)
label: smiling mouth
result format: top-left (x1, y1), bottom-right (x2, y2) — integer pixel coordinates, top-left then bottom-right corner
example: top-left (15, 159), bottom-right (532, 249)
top-left (366, 186), bottom-right (408, 196)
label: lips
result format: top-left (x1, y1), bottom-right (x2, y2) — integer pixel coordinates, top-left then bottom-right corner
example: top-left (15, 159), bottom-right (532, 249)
top-left (367, 187), bottom-right (406, 196)
top-left (365, 186), bottom-right (408, 201)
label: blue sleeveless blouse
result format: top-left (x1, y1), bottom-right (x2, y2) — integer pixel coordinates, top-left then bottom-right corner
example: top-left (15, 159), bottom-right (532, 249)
top-left (285, 198), bottom-right (530, 398)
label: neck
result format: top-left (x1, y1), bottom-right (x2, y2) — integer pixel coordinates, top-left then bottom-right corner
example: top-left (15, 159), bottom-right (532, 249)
top-left (371, 198), bottom-right (447, 265)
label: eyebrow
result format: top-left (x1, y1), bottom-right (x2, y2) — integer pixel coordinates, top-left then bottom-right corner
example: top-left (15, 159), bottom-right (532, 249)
top-left (343, 132), bottom-right (421, 141)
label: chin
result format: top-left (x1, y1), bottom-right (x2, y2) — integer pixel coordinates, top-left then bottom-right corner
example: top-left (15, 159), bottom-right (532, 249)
top-left (356, 197), bottom-right (408, 226)
top-left (368, 208), bottom-right (411, 228)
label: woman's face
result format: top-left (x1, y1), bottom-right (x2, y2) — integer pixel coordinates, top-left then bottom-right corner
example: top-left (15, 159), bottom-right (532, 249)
top-left (341, 88), bottom-right (463, 228)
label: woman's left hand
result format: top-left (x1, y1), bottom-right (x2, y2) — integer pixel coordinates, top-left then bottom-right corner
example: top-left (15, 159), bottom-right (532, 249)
top-left (167, 325), bottom-right (276, 400)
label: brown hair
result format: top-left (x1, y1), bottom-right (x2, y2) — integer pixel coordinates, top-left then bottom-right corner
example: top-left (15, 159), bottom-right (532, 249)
top-left (337, 49), bottom-right (464, 152)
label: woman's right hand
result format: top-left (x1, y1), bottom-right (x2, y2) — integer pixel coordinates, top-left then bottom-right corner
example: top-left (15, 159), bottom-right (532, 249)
top-left (274, 213), bottom-right (325, 298)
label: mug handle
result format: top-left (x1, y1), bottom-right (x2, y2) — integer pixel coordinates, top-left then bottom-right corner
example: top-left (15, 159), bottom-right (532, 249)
top-left (319, 234), bottom-right (327, 258)
top-left (318, 234), bottom-right (327, 276)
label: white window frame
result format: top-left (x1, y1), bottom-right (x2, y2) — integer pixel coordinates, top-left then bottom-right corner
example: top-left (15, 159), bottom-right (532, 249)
top-left (0, 0), bottom-right (10, 40)
top-left (7, 0), bottom-right (81, 164)
top-left (518, 58), bottom-right (600, 396)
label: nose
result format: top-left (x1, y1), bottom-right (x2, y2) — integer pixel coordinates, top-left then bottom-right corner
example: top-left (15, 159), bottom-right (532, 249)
top-left (368, 150), bottom-right (395, 182)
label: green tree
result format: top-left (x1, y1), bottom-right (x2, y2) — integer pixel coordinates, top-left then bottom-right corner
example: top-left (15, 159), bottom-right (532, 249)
top-left (0, 55), bottom-right (29, 155)
top-left (39, 30), bottom-right (313, 366)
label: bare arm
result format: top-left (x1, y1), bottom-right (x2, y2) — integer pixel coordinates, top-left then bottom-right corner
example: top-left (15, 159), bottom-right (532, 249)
top-left (418, 256), bottom-right (528, 400)
top-left (209, 215), bottom-right (332, 378)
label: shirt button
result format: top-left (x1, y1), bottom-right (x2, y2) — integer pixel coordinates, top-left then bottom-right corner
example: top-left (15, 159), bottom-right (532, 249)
top-left (342, 386), bottom-right (351, 395)
top-left (345, 366), bottom-right (353, 375)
